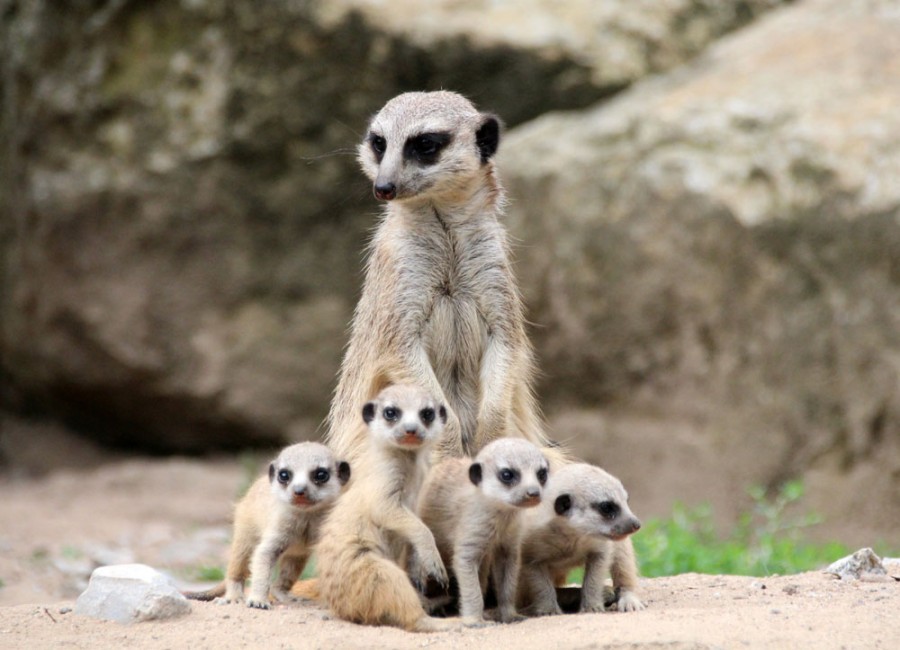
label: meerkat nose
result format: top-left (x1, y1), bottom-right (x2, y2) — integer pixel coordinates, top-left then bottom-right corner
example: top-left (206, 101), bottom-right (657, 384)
top-left (525, 488), bottom-right (541, 498)
top-left (374, 182), bottom-right (397, 201)
top-left (293, 486), bottom-right (307, 495)
top-left (630, 519), bottom-right (641, 533)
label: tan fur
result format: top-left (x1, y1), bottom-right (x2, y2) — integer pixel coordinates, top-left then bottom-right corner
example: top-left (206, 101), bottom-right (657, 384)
top-left (183, 442), bottom-right (349, 608)
top-left (316, 384), bottom-right (458, 633)
top-left (518, 463), bottom-right (644, 615)
top-left (418, 438), bottom-right (549, 625)
top-left (326, 91), bottom-right (557, 467)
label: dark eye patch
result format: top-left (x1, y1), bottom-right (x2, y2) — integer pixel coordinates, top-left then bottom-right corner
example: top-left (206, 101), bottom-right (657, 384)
top-left (420, 407), bottom-right (435, 424)
top-left (498, 468), bottom-right (520, 485)
top-left (594, 501), bottom-right (620, 520)
top-left (311, 467), bottom-right (330, 484)
top-left (277, 469), bottom-right (292, 485)
top-left (404, 132), bottom-right (452, 165)
top-left (383, 406), bottom-right (401, 421)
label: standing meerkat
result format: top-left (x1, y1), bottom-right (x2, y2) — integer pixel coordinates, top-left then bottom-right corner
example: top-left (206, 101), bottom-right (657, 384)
top-left (517, 463), bottom-right (644, 616)
top-left (184, 442), bottom-right (350, 608)
top-left (315, 384), bottom-right (458, 633)
top-left (327, 90), bottom-right (556, 466)
top-left (418, 437), bottom-right (549, 626)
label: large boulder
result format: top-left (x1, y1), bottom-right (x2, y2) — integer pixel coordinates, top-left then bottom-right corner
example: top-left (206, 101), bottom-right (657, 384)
top-left (500, 0), bottom-right (900, 538)
top-left (323, 0), bottom-right (787, 108)
top-left (0, 0), bottom-right (781, 451)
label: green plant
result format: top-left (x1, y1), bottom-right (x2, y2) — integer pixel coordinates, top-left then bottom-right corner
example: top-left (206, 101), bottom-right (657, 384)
top-left (192, 565), bottom-right (225, 582)
top-left (568, 480), bottom-right (853, 582)
top-left (632, 480), bottom-right (850, 577)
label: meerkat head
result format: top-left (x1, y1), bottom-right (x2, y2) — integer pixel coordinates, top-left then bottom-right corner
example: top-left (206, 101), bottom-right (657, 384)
top-left (546, 463), bottom-right (641, 541)
top-left (468, 438), bottom-right (549, 509)
top-left (362, 384), bottom-right (448, 451)
top-left (268, 442), bottom-right (351, 509)
top-left (358, 91), bottom-right (502, 203)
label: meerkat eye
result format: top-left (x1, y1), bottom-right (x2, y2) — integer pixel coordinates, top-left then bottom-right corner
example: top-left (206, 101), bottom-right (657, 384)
top-left (498, 468), bottom-right (518, 485)
top-left (312, 468), bottom-right (330, 484)
top-left (277, 469), bottom-right (292, 485)
top-left (368, 134), bottom-right (387, 161)
top-left (419, 407), bottom-right (435, 424)
top-left (536, 467), bottom-right (548, 485)
top-left (383, 406), bottom-right (400, 421)
top-left (595, 501), bottom-right (620, 520)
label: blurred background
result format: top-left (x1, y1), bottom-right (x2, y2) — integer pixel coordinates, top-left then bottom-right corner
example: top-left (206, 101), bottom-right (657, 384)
top-left (1, 0), bottom-right (898, 602)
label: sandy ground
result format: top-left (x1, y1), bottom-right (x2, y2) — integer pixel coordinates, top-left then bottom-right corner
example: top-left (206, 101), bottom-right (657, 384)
top-left (1, 570), bottom-right (898, 649)
top-left (0, 454), bottom-right (898, 649)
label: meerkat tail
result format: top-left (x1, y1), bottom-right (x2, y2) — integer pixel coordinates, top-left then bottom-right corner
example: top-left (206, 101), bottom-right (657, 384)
top-left (289, 577), bottom-right (320, 601)
top-left (182, 583), bottom-right (227, 601)
top-left (320, 551), bottom-right (451, 633)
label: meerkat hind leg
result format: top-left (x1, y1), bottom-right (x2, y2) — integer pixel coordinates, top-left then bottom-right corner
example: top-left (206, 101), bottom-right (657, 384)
top-left (271, 554), bottom-right (310, 604)
top-left (214, 579), bottom-right (245, 605)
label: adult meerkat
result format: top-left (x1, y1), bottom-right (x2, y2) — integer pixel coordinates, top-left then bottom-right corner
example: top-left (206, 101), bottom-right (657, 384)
top-left (315, 384), bottom-right (457, 633)
top-left (517, 463), bottom-right (644, 616)
top-left (418, 437), bottom-right (549, 625)
top-left (327, 90), bottom-right (556, 465)
top-left (184, 442), bottom-right (350, 608)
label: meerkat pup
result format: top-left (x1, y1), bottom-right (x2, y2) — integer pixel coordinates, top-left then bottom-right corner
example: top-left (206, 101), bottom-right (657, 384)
top-left (316, 384), bottom-right (458, 633)
top-left (518, 463), bottom-right (644, 616)
top-left (418, 437), bottom-right (549, 626)
top-left (183, 442), bottom-right (350, 608)
top-left (326, 90), bottom-right (556, 466)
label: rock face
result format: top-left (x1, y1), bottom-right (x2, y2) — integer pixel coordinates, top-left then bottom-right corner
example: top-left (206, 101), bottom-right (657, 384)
top-left (0, 0), bottom-right (782, 451)
top-left (499, 0), bottom-right (900, 532)
top-left (323, 0), bottom-right (787, 102)
top-left (74, 564), bottom-right (190, 623)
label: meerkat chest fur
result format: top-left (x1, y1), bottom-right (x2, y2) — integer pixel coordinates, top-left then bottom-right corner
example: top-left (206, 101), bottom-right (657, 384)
top-left (375, 204), bottom-right (516, 383)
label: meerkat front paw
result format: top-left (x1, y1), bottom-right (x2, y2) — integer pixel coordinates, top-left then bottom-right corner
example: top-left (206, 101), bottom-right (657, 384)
top-left (497, 608), bottom-right (527, 624)
top-left (580, 600), bottom-right (608, 614)
top-left (246, 596), bottom-right (272, 610)
top-left (409, 550), bottom-right (449, 590)
top-left (523, 602), bottom-right (563, 617)
top-left (615, 590), bottom-right (645, 612)
top-left (213, 596), bottom-right (243, 606)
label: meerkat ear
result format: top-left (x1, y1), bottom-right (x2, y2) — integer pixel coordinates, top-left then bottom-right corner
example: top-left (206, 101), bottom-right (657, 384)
top-left (337, 461), bottom-right (351, 485)
top-left (468, 462), bottom-right (483, 486)
top-left (554, 494), bottom-right (572, 516)
top-left (268, 463), bottom-right (276, 483)
top-left (438, 405), bottom-right (447, 424)
top-left (362, 401), bottom-right (376, 423)
top-left (475, 114), bottom-right (501, 163)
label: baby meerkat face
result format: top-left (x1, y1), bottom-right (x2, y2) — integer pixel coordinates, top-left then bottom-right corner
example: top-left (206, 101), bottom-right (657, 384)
top-left (268, 442), bottom-right (351, 509)
top-left (547, 463), bottom-right (641, 541)
top-left (358, 91), bottom-right (501, 203)
top-left (362, 384), bottom-right (448, 451)
top-left (469, 438), bottom-right (548, 509)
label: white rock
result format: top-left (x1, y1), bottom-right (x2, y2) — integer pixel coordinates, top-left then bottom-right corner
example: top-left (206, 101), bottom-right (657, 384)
top-left (74, 564), bottom-right (191, 623)
top-left (824, 548), bottom-right (886, 580)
